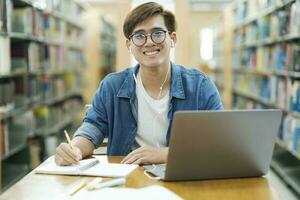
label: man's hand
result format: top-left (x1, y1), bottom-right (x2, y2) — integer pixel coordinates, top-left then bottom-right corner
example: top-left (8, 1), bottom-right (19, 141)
top-left (121, 147), bottom-right (168, 165)
top-left (54, 143), bottom-right (82, 166)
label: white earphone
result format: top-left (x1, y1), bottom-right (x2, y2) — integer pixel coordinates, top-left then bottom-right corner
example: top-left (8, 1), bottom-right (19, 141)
top-left (171, 40), bottom-right (174, 47)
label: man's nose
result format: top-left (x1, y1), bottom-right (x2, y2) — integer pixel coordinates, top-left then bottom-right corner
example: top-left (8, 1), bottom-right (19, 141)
top-left (144, 35), bottom-right (155, 46)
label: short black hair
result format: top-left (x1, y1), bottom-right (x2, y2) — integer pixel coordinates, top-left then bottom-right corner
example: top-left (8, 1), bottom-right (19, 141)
top-left (123, 2), bottom-right (176, 39)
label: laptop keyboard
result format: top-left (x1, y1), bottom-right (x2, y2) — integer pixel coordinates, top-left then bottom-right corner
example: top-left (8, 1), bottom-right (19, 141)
top-left (143, 164), bottom-right (166, 178)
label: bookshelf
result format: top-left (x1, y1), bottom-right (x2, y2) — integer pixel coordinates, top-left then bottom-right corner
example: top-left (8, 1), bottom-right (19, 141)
top-left (0, 0), bottom-right (86, 193)
top-left (209, 8), bottom-right (233, 109)
top-left (229, 0), bottom-right (300, 195)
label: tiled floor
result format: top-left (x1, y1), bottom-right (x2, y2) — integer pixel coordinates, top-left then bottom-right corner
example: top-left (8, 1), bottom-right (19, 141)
top-left (266, 170), bottom-right (299, 200)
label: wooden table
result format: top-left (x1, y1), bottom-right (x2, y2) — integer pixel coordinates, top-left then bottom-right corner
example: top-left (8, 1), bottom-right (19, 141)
top-left (0, 156), bottom-right (281, 200)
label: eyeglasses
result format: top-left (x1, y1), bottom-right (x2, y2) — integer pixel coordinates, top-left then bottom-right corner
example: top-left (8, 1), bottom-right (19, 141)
top-left (129, 30), bottom-right (170, 47)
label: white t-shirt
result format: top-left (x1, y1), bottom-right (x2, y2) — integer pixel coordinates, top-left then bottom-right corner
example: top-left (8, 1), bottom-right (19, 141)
top-left (134, 72), bottom-right (170, 148)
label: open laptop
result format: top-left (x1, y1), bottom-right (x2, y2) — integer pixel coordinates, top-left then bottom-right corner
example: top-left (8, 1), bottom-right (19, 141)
top-left (144, 109), bottom-right (282, 181)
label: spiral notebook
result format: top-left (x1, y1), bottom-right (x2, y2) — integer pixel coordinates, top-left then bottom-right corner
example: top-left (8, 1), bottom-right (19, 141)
top-left (35, 156), bottom-right (138, 177)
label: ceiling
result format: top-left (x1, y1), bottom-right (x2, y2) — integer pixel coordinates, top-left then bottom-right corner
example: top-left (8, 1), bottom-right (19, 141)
top-left (77, 0), bottom-right (234, 11)
top-left (189, 0), bottom-right (233, 11)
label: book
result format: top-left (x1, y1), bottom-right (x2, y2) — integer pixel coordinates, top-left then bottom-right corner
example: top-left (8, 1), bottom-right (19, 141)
top-left (291, 43), bottom-right (300, 72)
top-left (276, 77), bottom-right (287, 109)
top-left (258, 15), bottom-right (270, 40)
top-left (0, 0), bottom-right (3, 32)
top-left (274, 43), bottom-right (289, 72)
top-left (281, 115), bottom-right (300, 152)
top-left (290, 1), bottom-right (300, 35)
top-left (35, 156), bottom-right (138, 177)
top-left (0, 120), bottom-right (5, 156)
top-left (289, 80), bottom-right (300, 113)
top-left (7, 111), bottom-right (32, 151)
top-left (11, 41), bottom-right (28, 73)
top-left (1, 80), bottom-right (14, 109)
top-left (11, 7), bottom-right (33, 34)
top-left (270, 12), bottom-right (279, 39)
top-left (0, 119), bottom-right (10, 156)
top-left (28, 77), bottom-right (42, 103)
top-left (0, 36), bottom-right (11, 75)
top-left (28, 42), bottom-right (39, 72)
top-left (277, 7), bottom-right (291, 36)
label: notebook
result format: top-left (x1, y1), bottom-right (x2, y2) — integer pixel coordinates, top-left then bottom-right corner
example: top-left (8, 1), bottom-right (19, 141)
top-left (35, 156), bottom-right (138, 177)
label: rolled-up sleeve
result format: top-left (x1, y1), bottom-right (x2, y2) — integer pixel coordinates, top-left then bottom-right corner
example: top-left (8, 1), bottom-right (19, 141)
top-left (74, 122), bottom-right (104, 147)
top-left (74, 80), bottom-right (109, 148)
top-left (200, 77), bottom-right (224, 110)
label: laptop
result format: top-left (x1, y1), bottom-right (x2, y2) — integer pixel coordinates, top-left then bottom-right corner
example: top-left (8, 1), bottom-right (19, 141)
top-left (144, 109), bottom-right (282, 181)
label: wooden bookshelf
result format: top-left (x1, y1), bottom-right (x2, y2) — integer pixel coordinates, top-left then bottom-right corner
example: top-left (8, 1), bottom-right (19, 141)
top-left (0, 0), bottom-right (86, 193)
top-left (223, 0), bottom-right (300, 195)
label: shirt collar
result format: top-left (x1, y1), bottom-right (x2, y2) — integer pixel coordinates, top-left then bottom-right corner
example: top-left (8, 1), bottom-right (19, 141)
top-left (117, 62), bottom-right (185, 100)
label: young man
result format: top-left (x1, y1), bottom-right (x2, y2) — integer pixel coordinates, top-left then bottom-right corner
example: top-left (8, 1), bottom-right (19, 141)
top-left (55, 2), bottom-right (223, 166)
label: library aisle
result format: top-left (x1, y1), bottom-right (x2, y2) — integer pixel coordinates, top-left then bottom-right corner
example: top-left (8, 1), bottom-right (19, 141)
top-left (0, 0), bottom-right (300, 199)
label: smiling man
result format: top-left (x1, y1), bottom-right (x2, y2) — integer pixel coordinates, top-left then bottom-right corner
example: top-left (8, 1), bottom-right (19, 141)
top-left (54, 2), bottom-right (223, 166)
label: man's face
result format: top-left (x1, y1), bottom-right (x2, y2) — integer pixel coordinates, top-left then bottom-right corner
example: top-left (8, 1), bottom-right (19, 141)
top-left (127, 15), bottom-right (176, 69)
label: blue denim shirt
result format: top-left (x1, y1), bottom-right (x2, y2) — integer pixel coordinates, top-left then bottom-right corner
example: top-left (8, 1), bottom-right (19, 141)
top-left (74, 63), bottom-right (223, 155)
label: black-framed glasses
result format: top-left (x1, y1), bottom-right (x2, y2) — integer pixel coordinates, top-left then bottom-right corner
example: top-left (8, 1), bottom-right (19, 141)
top-left (129, 30), bottom-right (170, 47)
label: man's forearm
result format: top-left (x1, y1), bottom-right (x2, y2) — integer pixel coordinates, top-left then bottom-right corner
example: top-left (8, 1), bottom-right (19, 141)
top-left (72, 136), bottom-right (95, 158)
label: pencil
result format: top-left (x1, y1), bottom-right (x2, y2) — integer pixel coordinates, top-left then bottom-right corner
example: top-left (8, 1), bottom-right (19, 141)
top-left (69, 180), bottom-right (87, 196)
top-left (64, 130), bottom-right (74, 150)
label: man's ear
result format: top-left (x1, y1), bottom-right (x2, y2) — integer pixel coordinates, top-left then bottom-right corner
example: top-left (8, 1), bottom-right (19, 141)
top-left (170, 32), bottom-right (177, 47)
top-left (126, 39), bottom-right (131, 52)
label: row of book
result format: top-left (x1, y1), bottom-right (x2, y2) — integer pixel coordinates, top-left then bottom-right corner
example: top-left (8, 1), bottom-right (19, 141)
top-left (232, 96), bottom-right (300, 154)
top-left (0, 76), bottom-right (29, 110)
top-left (29, 73), bottom-right (83, 103)
top-left (234, 73), bottom-right (300, 114)
top-left (233, 1), bottom-right (300, 42)
top-left (233, 42), bottom-right (300, 72)
top-left (281, 114), bottom-right (300, 153)
top-left (232, 95), bottom-right (269, 110)
top-left (25, 0), bottom-right (84, 20)
top-left (11, 7), bottom-right (84, 43)
top-left (233, 0), bottom-right (300, 27)
top-left (233, 73), bottom-right (288, 109)
top-left (40, 73), bottom-right (82, 100)
top-left (0, 97), bottom-right (82, 157)
top-left (0, 40), bottom-right (85, 75)
top-left (34, 98), bottom-right (82, 132)
top-left (233, 0), bottom-right (273, 25)
top-left (1, 0), bottom-right (84, 36)
top-left (0, 73), bottom-right (82, 110)
top-left (0, 111), bottom-right (35, 157)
